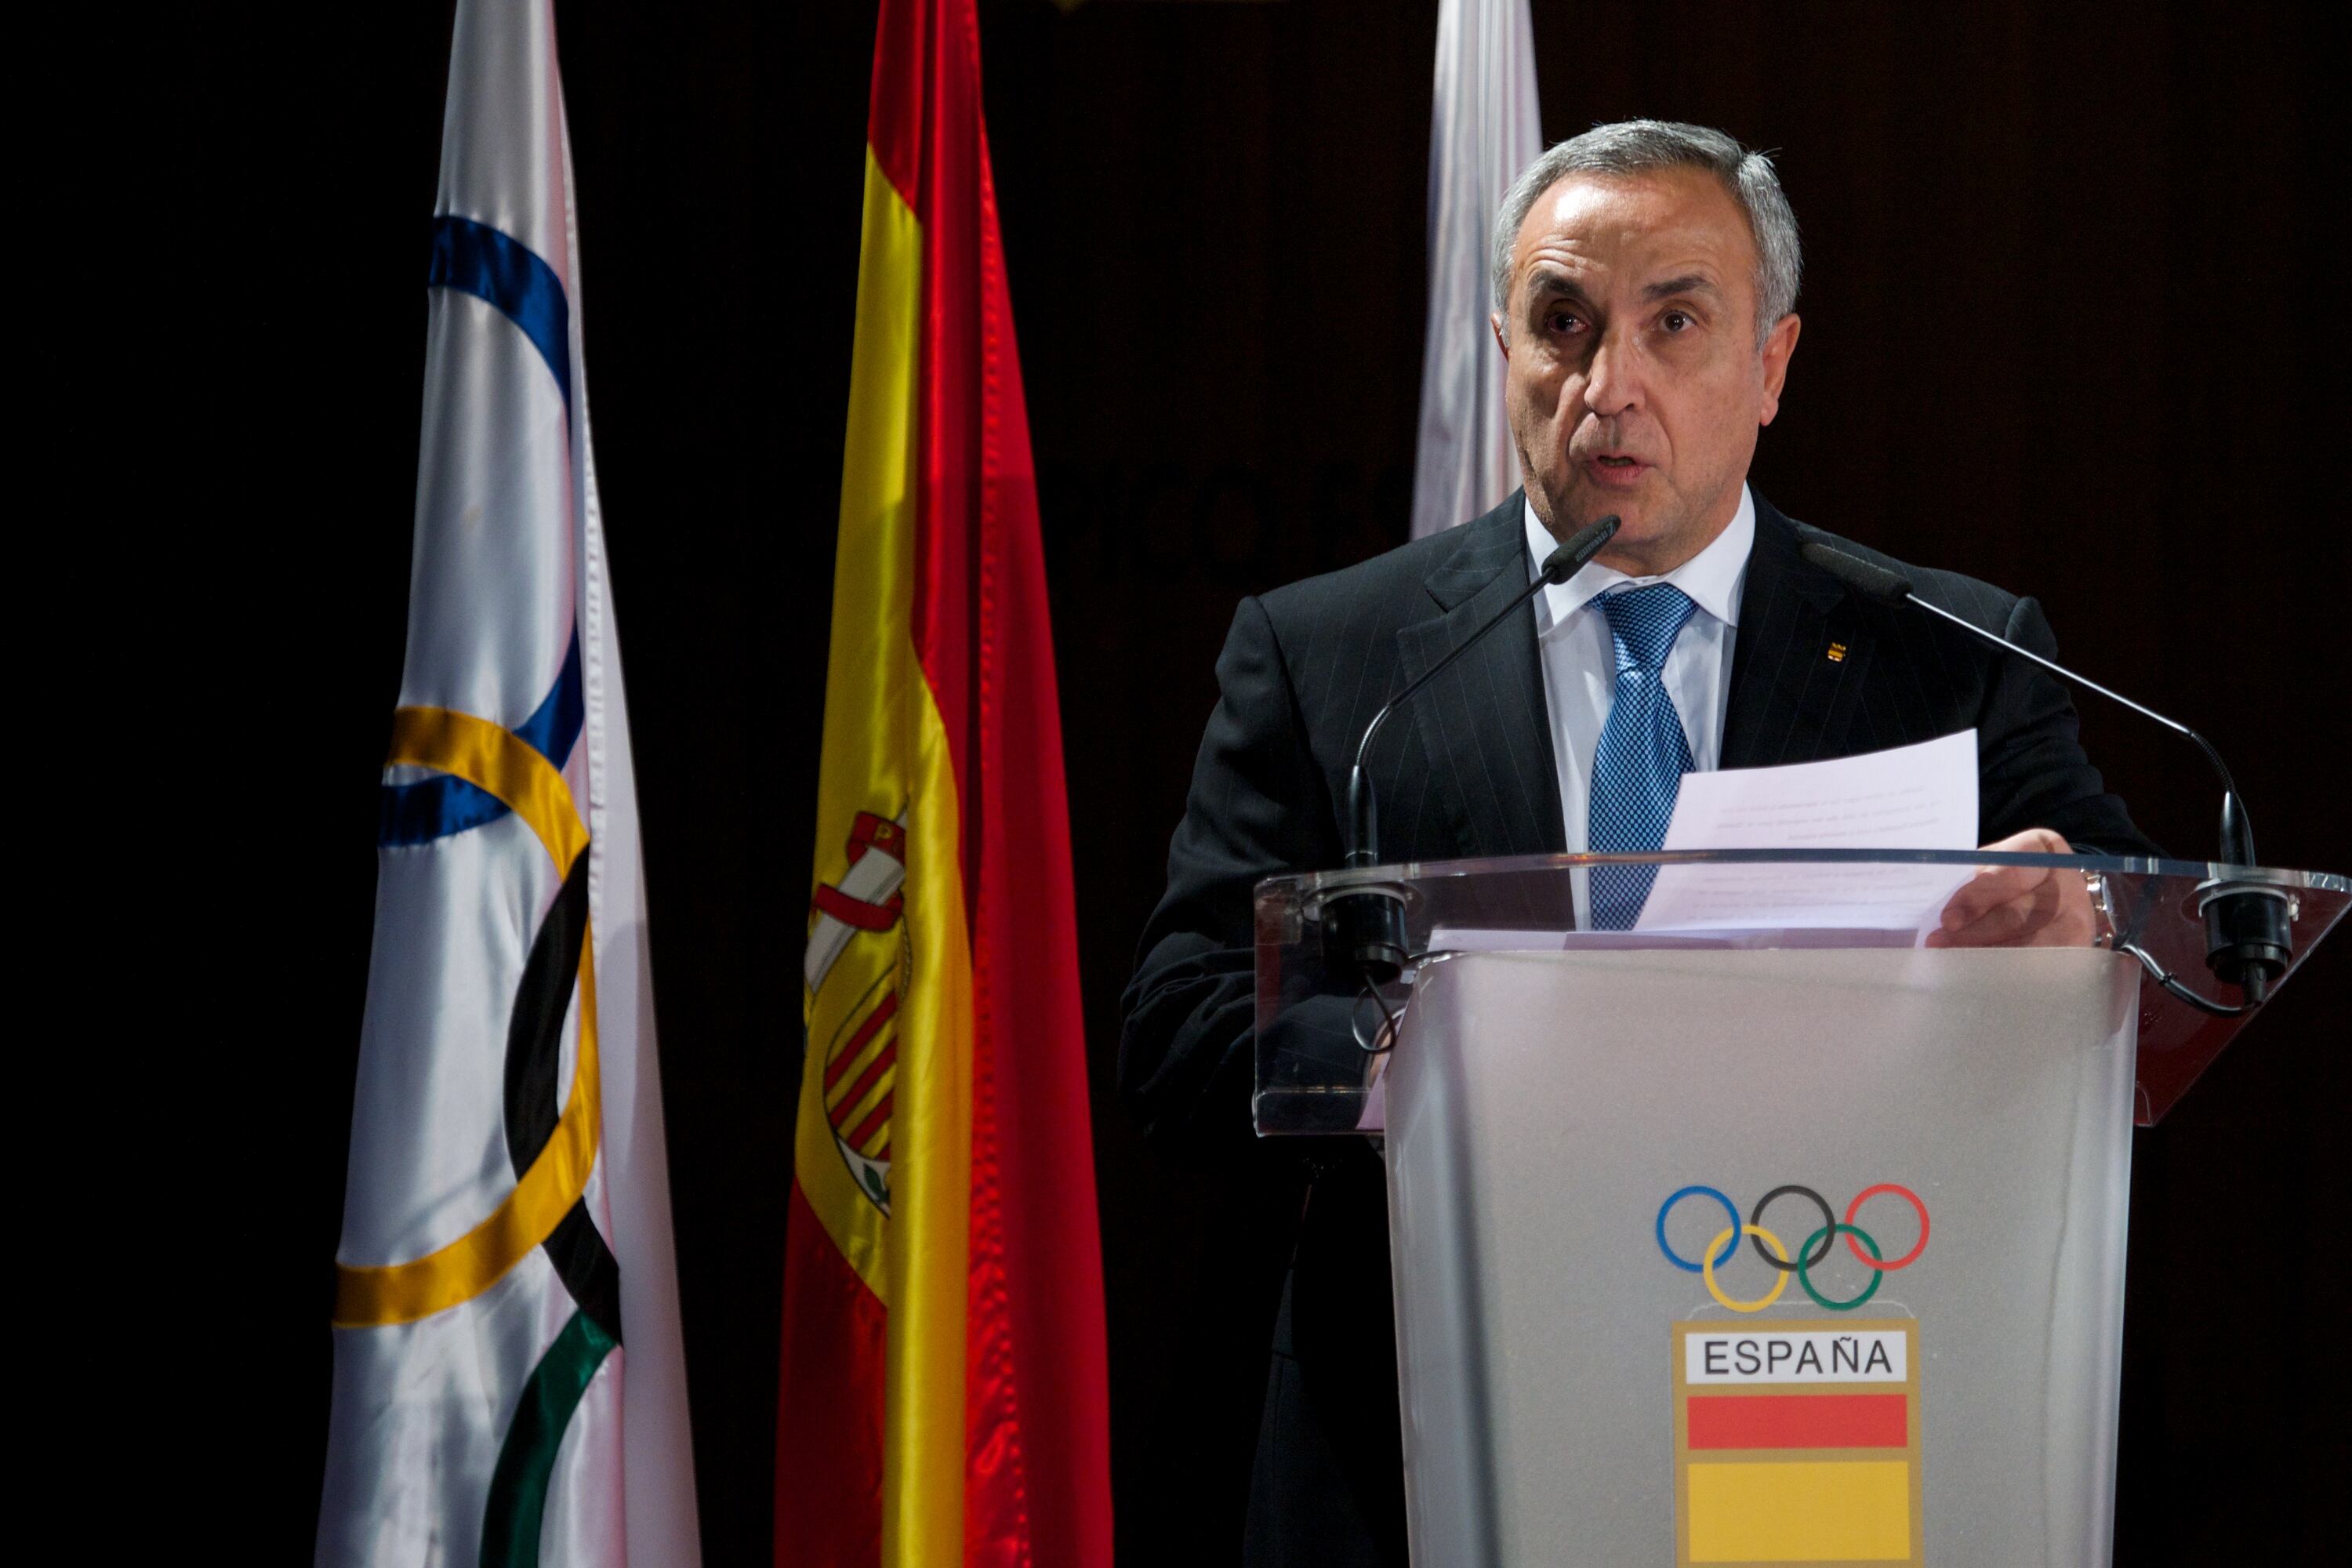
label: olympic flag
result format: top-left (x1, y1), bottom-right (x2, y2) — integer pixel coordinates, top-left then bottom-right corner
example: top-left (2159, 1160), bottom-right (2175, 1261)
top-left (773, 2), bottom-right (1112, 1564)
top-left (1410, 0), bottom-right (1541, 539)
top-left (316, 1), bottom-right (699, 1562)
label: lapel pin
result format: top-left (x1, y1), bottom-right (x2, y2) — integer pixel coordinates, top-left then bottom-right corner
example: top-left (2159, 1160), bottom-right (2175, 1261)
top-left (1826, 641), bottom-right (1849, 663)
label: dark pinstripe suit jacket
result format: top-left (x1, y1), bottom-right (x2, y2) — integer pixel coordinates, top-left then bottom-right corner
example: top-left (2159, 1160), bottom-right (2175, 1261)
top-left (1118, 489), bottom-right (2156, 1565)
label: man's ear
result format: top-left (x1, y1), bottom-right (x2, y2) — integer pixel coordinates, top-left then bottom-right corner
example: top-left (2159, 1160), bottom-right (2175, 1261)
top-left (1490, 313), bottom-right (1511, 360)
top-left (1758, 312), bottom-right (1801, 426)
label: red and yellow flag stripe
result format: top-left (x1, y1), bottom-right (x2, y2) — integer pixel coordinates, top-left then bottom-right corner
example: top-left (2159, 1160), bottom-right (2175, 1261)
top-left (777, 3), bottom-right (1111, 1565)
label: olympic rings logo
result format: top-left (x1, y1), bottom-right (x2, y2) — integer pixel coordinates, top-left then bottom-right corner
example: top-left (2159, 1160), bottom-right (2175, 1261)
top-left (1656, 1184), bottom-right (1932, 1316)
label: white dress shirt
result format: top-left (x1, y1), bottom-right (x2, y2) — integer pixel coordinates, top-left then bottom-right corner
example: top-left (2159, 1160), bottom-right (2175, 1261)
top-left (1525, 485), bottom-right (1756, 924)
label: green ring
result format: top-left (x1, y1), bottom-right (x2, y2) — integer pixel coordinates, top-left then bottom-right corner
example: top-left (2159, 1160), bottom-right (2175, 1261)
top-left (1796, 1223), bottom-right (1883, 1312)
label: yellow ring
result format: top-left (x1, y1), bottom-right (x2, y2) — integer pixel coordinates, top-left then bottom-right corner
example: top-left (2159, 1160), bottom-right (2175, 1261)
top-left (332, 704), bottom-right (601, 1327)
top-left (1701, 1224), bottom-right (1791, 1313)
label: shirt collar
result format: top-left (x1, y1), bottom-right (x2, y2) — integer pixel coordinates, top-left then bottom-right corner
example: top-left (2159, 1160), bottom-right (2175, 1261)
top-left (1525, 484), bottom-right (1755, 632)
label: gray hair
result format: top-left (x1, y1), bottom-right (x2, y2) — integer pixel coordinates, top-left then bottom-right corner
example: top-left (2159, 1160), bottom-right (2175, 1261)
top-left (1490, 119), bottom-right (1802, 347)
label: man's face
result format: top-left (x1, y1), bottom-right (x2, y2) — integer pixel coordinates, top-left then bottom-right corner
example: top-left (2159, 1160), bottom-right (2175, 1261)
top-left (1494, 165), bottom-right (1800, 575)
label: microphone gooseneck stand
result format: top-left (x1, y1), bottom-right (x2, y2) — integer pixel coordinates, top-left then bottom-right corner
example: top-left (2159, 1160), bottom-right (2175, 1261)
top-left (1798, 540), bottom-right (2290, 1013)
top-left (1324, 515), bottom-right (1622, 1049)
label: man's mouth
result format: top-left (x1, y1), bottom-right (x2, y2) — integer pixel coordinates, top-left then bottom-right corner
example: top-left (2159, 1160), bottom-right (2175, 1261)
top-left (1583, 452), bottom-right (1650, 486)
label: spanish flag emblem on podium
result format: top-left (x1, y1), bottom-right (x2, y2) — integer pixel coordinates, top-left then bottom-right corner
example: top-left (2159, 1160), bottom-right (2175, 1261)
top-left (775, 2), bottom-right (1113, 1565)
top-left (1671, 1321), bottom-right (1925, 1565)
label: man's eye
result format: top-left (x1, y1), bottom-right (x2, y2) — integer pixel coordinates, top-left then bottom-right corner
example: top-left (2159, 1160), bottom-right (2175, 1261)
top-left (1661, 310), bottom-right (1693, 332)
top-left (1546, 310), bottom-right (1582, 334)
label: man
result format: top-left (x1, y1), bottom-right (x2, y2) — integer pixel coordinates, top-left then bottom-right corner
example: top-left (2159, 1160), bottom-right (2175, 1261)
top-left (1121, 121), bottom-right (2156, 1565)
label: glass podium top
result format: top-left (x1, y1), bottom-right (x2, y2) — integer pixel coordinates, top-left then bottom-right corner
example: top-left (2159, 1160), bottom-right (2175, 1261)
top-left (1252, 849), bottom-right (2349, 1134)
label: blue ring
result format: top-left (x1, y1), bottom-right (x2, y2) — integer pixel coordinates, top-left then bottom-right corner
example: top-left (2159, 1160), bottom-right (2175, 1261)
top-left (1657, 1186), bottom-right (1741, 1272)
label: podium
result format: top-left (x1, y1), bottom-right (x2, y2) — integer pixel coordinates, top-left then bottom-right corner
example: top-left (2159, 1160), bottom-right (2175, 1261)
top-left (1253, 850), bottom-right (2347, 1566)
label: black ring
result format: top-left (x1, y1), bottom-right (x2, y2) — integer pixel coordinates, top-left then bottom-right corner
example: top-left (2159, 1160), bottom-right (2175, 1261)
top-left (1750, 1185), bottom-right (1837, 1272)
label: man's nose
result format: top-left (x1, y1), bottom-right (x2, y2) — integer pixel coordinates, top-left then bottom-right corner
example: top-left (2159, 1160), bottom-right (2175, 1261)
top-left (1581, 328), bottom-right (1643, 418)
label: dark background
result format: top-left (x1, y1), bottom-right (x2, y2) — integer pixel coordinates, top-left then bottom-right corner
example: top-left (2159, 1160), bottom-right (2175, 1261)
top-left (179, 0), bottom-right (2349, 1559)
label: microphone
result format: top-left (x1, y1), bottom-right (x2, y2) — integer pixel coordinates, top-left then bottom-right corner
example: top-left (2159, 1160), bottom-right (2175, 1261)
top-left (1326, 514), bottom-right (1621, 985)
top-left (1798, 539), bottom-right (2290, 1003)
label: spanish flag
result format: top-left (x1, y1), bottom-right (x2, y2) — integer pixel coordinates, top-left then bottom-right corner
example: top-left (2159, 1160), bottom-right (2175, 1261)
top-left (775, 2), bottom-right (1112, 1566)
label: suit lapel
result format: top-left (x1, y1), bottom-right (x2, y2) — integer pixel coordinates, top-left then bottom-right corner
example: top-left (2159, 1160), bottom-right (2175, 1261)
top-left (1723, 499), bottom-right (1875, 769)
top-left (1393, 495), bottom-right (1567, 858)
top-left (1386, 495), bottom-right (1869, 855)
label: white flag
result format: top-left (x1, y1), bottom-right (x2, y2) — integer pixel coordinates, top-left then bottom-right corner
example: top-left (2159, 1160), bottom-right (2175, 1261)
top-left (1410, 0), bottom-right (1541, 539)
top-left (317, 1), bottom-right (699, 1562)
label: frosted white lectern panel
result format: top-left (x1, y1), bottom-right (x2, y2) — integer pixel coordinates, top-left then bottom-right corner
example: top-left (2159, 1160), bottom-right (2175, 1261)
top-left (1388, 947), bottom-right (2132, 1565)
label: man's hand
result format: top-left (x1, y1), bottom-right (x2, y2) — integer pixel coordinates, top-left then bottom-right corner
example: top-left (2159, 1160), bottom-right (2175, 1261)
top-left (1929, 827), bottom-right (2100, 949)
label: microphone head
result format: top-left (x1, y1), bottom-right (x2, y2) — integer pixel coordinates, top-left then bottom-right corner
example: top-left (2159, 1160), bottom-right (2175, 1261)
top-left (1540, 514), bottom-right (1621, 583)
top-left (1799, 539), bottom-right (1913, 603)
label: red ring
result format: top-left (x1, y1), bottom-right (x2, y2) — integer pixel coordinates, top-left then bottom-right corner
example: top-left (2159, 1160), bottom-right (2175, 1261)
top-left (1845, 1184), bottom-right (1930, 1270)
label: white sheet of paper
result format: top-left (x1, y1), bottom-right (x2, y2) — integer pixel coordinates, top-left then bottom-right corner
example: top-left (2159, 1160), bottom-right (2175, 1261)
top-left (1358, 734), bottom-right (1984, 1130)
top-left (1634, 728), bottom-right (1980, 935)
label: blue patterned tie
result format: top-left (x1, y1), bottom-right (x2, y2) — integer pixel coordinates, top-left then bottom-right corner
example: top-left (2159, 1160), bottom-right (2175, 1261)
top-left (1588, 583), bottom-right (1699, 929)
